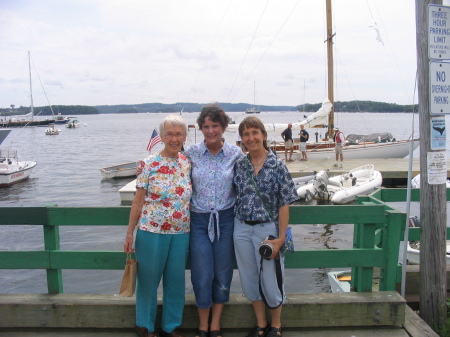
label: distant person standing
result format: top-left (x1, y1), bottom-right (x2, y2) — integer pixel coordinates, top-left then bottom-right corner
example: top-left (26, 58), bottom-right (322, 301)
top-left (333, 126), bottom-right (345, 166)
top-left (281, 123), bottom-right (294, 162)
top-left (299, 124), bottom-right (308, 161)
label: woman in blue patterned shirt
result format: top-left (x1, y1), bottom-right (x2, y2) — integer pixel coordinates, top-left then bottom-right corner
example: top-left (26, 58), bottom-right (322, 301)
top-left (184, 104), bottom-right (243, 337)
top-left (233, 116), bottom-right (298, 337)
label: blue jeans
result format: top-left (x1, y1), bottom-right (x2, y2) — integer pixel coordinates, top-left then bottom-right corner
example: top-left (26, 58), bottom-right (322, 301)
top-left (135, 229), bottom-right (189, 333)
top-left (190, 207), bottom-right (235, 308)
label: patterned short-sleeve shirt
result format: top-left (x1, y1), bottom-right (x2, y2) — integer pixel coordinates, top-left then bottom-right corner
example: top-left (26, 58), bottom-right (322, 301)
top-left (136, 152), bottom-right (192, 234)
top-left (185, 140), bottom-right (243, 213)
top-left (234, 151), bottom-right (298, 222)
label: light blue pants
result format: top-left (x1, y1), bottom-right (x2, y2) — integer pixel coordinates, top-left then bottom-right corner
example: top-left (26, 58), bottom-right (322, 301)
top-left (135, 229), bottom-right (189, 333)
top-left (233, 218), bottom-right (285, 307)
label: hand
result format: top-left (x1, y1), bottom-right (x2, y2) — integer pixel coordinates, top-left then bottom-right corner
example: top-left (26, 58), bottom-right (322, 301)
top-left (124, 233), bottom-right (135, 254)
top-left (266, 237), bottom-right (283, 259)
top-left (136, 161), bottom-right (144, 175)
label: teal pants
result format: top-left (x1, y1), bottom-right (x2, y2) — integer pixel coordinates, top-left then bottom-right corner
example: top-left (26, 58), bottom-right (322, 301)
top-left (135, 229), bottom-right (189, 333)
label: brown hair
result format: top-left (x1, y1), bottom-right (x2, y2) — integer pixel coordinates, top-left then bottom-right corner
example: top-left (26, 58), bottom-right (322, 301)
top-left (197, 103), bottom-right (231, 130)
top-left (238, 116), bottom-right (269, 149)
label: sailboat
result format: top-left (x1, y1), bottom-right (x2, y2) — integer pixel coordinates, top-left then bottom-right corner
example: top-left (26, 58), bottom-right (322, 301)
top-left (2, 51), bottom-right (69, 128)
top-left (246, 81), bottom-right (261, 114)
top-left (233, 1), bottom-right (419, 159)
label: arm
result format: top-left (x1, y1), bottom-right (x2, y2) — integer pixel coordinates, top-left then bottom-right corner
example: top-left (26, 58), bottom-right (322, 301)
top-left (123, 187), bottom-right (146, 254)
top-left (268, 203), bottom-right (289, 258)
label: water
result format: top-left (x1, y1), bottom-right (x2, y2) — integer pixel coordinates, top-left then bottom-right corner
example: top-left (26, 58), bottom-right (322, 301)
top-left (0, 111), bottom-right (427, 294)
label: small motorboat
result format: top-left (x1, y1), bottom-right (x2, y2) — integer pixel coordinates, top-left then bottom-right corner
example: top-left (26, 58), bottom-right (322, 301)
top-left (0, 149), bottom-right (37, 187)
top-left (66, 118), bottom-right (80, 128)
top-left (100, 161), bottom-right (140, 179)
top-left (296, 164), bottom-right (382, 204)
top-left (45, 125), bottom-right (60, 135)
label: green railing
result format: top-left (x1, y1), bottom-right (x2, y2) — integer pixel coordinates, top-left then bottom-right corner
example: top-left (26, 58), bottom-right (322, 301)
top-left (1, 188), bottom-right (438, 294)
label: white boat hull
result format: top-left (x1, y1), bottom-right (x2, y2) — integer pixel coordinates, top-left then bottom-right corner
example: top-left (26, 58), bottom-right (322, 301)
top-left (0, 158), bottom-right (37, 187)
top-left (297, 164), bottom-right (382, 204)
top-left (302, 139), bottom-right (419, 160)
top-left (327, 271), bottom-right (351, 293)
top-left (100, 161), bottom-right (140, 179)
top-left (119, 179), bottom-right (137, 204)
top-left (411, 173), bottom-right (450, 188)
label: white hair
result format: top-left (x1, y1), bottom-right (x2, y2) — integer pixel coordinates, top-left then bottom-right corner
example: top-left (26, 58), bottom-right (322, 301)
top-left (159, 114), bottom-right (187, 136)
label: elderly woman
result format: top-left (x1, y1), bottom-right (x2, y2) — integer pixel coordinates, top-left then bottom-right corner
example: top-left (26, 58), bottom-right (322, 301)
top-left (124, 114), bottom-right (192, 337)
top-left (233, 116), bottom-right (298, 337)
top-left (185, 104), bottom-right (243, 337)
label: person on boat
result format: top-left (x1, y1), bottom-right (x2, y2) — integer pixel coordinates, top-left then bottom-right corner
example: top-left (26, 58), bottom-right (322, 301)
top-left (124, 114), bottom-right (192, 337)
top-left (184, 104), bottom-right (243, 337)
top-left (281, 123), bottom-right (294, 162)
top-left (299, 124), bottom-right (309, 161)
top-left (333, 126), bottom-right (345, 165)
top-left (233, 116), bottom-right (298, 337)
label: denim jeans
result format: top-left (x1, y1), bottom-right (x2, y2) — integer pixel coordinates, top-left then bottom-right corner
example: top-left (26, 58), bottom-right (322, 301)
top-left (190, 207), bottom-right (235, 308)
top-left (233, 217), bottom-right (285, 306)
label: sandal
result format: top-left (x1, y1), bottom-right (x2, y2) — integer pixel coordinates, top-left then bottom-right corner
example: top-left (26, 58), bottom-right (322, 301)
top-left (210, 331), bottom-right (223, 337)
top-left (195, 330), bottom-right (209, 337)
top-left (266, 327), bottom-right (282, 337)
top-left (245, 325), bottom-right (269, 337)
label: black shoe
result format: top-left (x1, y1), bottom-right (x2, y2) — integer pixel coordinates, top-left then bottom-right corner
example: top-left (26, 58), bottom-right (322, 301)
top-left (245, 325), bottom-right (269, 337)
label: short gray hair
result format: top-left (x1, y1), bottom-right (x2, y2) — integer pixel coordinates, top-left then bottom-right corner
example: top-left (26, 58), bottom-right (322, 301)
top-left (159, 114), bottom-right (187, 136)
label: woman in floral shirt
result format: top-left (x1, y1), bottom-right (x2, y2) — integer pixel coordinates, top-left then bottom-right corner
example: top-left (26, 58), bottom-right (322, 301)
top-left (124, 115), bottom-right (192, 337)
top-left (185, 104), bottom-right (243, 337)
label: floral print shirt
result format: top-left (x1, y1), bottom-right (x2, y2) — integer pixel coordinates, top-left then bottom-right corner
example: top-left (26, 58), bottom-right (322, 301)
top-left (185, 140), bottom-right (243, 213)
top-left (136, 152), bottom-right (192, 234)
top-left (233, 151), bottom-right (298, 222)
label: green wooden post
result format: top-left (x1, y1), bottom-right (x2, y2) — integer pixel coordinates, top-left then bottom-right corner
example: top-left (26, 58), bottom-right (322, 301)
top-left (43, 208), bottom-right (63, 294)
top-left (379, 210), bottom-right (404, 291)
top-left (353, 222), bottom-right (376, 292)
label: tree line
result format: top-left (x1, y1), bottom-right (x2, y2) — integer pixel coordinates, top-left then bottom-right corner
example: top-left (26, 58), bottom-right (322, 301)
top-left (0, 100), bottom-right (418, 116)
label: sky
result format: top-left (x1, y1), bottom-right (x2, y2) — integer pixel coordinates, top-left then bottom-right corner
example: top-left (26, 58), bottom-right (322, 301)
top-left (0, 0), bottom-right (446, 108)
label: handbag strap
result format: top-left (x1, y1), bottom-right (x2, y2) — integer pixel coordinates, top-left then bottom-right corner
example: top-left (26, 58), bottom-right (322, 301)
top-left (245, 157), bottom-right (275, 221)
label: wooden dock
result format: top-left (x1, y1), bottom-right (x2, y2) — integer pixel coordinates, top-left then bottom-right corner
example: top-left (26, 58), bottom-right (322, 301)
top-left (0, 292), bottom-right (439, 337)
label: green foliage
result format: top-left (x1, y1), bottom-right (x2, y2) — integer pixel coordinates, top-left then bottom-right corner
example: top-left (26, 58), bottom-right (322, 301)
top-left (299, 100), bottom-right (418, 113)
top-left (0, 100), bottom-right (419, 116)
top-left (0, 105), bottom-right (99, 116)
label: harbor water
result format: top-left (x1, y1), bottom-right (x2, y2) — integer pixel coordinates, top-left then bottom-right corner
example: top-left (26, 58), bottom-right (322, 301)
top-left (0, 111), bottom-right (431, 294)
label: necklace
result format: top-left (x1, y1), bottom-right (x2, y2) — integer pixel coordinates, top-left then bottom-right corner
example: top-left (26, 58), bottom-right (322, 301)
top-left (251, 150), bottom-right (267, 169)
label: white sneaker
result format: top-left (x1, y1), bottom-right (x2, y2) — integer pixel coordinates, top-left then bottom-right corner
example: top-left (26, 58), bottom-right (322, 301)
top-left (339, 163), bottom-right (343, 168)
top-left (333, 162), bottom-right (339, 167)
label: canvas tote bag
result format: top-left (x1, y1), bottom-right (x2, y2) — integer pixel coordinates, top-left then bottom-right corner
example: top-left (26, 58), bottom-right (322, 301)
top-left (119, 254), bottom-right (137, 297)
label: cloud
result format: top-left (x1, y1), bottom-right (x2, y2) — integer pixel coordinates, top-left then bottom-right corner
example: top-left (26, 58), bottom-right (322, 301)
top-left (0, 0), bottom-right (424, 107)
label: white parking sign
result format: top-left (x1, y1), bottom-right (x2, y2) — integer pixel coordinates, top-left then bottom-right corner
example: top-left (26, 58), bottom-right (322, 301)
top-left (430, 61), bottom-right (450, 115)
top-left (429, 5), bottom-right (450, 60)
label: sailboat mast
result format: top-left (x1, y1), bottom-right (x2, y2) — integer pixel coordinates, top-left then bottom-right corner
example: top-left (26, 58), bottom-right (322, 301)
top-left (253, 80), bottom-right (256, 107)
top-left (28, 51), bottom-right (34, 120)
top-left (326, 0), bottom-right (335, 138)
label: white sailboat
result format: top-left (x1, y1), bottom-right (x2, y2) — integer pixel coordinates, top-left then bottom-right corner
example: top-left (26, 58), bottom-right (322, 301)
top-left (4, 52), bottom-right (69, 127)
top-left (231, 1), bottom-right (419, 160)
top-left (246, 81), bottom-right (260, 114)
